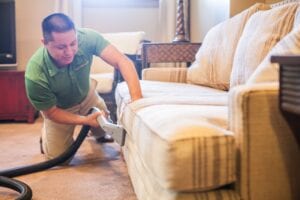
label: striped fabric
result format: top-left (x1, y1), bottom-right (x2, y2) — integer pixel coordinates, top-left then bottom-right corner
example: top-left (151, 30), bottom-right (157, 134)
top-left (247, 25), bottom-right (300, 84)
top-left (230, 3), bottom-right (299, 88)
top-left (120, 102), bottom-right (236, 192)
top-left (229, 83), bottom-right (299, 200)
top-left (115, 80), bottom-right (227, 113)
top-left (123, 133), bottom-right (240, 200)
top-left (142, 67), bottom-right (188, 83)
top-left (186, 3), bottom-right (269, 91)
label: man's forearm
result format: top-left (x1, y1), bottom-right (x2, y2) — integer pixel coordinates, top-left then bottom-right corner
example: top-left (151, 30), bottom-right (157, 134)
top-left (118, 58), bottom-right (143, 101)
top-left (42, 106), bottom-right (87, 125)
top-left (99, 44), bottom-right (143, 101)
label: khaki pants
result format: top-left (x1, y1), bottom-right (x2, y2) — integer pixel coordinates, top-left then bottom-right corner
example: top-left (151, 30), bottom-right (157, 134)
top-left (41, 80), bottom-right (108, 160)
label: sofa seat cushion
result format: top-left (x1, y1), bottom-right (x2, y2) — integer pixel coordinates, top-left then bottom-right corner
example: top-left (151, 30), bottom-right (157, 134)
top-left (120, 102), bottom-right (236, 192)
top-left (115, 80), bottom-right (228, 112)
top-left (123, 130), bottom-right (240, 200)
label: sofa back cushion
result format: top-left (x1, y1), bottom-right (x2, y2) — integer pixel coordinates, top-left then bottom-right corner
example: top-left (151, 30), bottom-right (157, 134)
top-left (247, 8), bottom-right (300, 84)
top-left (230, 3), bottom-right (299, 88)
top-left (186, 3), bottom-right (269, 91)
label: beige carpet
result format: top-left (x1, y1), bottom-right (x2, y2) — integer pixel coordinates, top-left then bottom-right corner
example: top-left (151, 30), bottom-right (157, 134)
top-left (0, 116), bottom-right (137, 200)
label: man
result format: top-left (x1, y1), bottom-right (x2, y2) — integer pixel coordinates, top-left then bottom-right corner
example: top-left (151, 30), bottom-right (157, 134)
top-left (25, 13), bottom-right (142, 161)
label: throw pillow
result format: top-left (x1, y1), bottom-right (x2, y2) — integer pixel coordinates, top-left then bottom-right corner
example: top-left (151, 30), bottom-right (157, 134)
top-left (230, 3), bottom-right (299, 88)
top-left (247, 20), bottom-right (300, 83)
top-left (186, 3), bottom-right (269, 90)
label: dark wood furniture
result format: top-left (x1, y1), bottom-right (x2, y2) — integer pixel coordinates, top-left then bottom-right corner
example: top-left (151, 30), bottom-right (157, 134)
top-left (271, 55), bottom-right (300, 145)
top-left (0, 70), bottom-right (37, 123)
top-left (141, 42), bottom-right (201, 68)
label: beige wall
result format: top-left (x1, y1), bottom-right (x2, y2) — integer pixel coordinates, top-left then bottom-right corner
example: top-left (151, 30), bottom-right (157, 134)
top-left (191, 0), bottom-right (230, 42)
top-left (265, 0), bottom-right (282, 3)
top-left (230, 0), bottom-right (265, 16)
top-left (83, 6), bottom-right (160, 41)
top-left (15, 0), bottom-right (55, 70)
top-left (230, 0), bottom-right (282, 16)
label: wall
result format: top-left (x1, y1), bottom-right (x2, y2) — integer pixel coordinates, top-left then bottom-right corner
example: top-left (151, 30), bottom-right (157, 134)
top-left (191, 0), bottom-right (230, 42)
top-left (14, 0), bottom-right (283, 70)
top-left (265, 0), bottom-right (282, 3)
top-left (230, 0), bottom-right (265, 16)
top-left (15, 0), bottom-right (55, 70)
top-left (82, 3), bottom-right (160, 41)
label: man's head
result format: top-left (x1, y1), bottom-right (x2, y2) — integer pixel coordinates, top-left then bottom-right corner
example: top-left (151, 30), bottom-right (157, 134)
top-left (42, 13), bottom-right (78, 67)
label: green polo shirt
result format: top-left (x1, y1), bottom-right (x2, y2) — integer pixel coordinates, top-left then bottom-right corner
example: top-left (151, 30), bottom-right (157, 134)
top-left (25, 28), bottom-right (109, 110)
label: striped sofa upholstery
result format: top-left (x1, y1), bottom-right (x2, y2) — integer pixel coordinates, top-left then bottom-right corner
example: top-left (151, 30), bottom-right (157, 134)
top-left (115, 1), bottom-right (300, 200)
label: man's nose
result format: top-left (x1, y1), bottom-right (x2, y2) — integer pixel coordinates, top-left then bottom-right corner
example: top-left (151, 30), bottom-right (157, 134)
top-left (64, 46), bottom-right (74, 55)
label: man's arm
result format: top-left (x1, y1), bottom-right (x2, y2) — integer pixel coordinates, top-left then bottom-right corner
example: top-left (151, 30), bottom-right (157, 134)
top-left (99, 44), bottom-right (143, 101)
top-left (42, 106), bottom-right (102, 127)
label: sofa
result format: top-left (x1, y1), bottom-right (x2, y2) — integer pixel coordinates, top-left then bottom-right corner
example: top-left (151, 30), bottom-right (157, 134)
top-left (115, 1), bottom-right (300, 200)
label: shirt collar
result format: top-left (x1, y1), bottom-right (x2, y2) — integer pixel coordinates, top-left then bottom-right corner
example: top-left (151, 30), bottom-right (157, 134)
top-left (43, 48), bottom-right (64, 77)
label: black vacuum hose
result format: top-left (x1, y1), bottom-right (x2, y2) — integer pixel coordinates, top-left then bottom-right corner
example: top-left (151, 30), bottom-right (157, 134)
top-left (0, 176), bottom-right (32, 200)
top-left (0, 108), bottom-right (96, 200)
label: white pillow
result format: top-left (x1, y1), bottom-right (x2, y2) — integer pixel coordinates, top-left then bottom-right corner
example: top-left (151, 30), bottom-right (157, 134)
top-left (247, 24), bottom-right (300, 83)
top-left (186, 3), bottom-right (269, 90)
top-left (230, 3), bottom-right (299, 88)
top-left (102, 31), bottom-right (145, 55)
top-left (91, 31), bottom-right (145, 74)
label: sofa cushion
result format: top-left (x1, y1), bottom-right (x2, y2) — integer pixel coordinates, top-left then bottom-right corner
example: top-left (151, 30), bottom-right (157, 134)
top-left (230, 3), bottom-right (299, 88)
top-left (123, 128), bottom-right (240, 200)
top-left (121, 102), bottom-right (236, 191)
top-left (186, 3), bottom-right (269, 90)
top-left (90, 72), bottom-right (114, 93)
top-left (142, 67), bottom-right (188, 83)
top-left (247, 26), bottom-right (300, 84)
top-left (115, 80), bottom-right (228, 115)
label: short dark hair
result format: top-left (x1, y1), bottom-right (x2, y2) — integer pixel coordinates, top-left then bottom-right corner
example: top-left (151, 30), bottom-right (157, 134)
top-left (42, 13), bottom-right (75, 43)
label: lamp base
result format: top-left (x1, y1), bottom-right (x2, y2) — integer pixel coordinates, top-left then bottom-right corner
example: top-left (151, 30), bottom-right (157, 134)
top-left (173, 35), bottom-right (190, 43)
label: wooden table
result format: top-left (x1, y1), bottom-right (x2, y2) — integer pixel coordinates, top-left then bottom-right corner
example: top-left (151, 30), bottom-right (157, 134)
top-left (271, 55), bottom-right (300, 145)
top-left (0, 70), bottom-right (37, 123)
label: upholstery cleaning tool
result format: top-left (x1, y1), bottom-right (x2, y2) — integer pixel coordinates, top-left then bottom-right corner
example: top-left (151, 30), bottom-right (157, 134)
top-left (0, 107), bottom-right (125, 200)
top-left (92, 107), bottom-right (125, 146)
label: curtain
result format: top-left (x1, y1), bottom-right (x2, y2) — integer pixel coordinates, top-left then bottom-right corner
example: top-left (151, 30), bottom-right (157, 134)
top-left (54, 0), bottom-right (82, 27)
top-left (158, 0), bottom-right (177, 42)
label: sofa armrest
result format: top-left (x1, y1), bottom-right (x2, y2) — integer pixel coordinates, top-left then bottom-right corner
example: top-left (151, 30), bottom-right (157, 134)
top-left (141, 67), bottom-right (188, 83)
top-left (228, 83), bottom-right (299, 200)
top-left (141, 42), bottom-right (201, 69)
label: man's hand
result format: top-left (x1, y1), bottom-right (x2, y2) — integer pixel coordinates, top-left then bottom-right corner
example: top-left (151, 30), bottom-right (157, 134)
top-left (42, 106), bottom-right (104, 127)
top-left (85, 111), bottom-right (102, 128)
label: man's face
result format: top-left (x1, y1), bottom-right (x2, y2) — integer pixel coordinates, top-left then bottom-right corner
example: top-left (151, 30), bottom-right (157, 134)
top-left (44, 30), bottom-right (78, 67)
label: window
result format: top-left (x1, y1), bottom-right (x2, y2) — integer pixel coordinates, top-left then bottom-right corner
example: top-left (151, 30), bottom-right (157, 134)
top-left (83, 0), bottom-right (159, 8)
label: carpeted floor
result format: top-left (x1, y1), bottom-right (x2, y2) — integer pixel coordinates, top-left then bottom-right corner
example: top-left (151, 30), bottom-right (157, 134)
top-left (0, 116), bottom-right (137, 200)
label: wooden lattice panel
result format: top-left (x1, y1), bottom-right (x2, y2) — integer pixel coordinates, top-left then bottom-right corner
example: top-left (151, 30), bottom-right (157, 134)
top-left (142, 43), bottom-right (201, 68)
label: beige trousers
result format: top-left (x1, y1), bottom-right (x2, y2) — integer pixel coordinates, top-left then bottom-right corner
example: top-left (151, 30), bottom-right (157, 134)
top-left (41, 80), bottom-right (108, 160)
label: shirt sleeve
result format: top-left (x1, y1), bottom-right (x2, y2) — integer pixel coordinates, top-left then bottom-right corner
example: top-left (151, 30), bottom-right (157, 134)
top-left (79, 28), bottom-right (110, 56)
top-left (25, 77), bottom-right (57, 111)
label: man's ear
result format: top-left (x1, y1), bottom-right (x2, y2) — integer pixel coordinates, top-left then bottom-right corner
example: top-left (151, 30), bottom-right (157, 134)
top-left (41, 38), bottom-right (46, 45)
